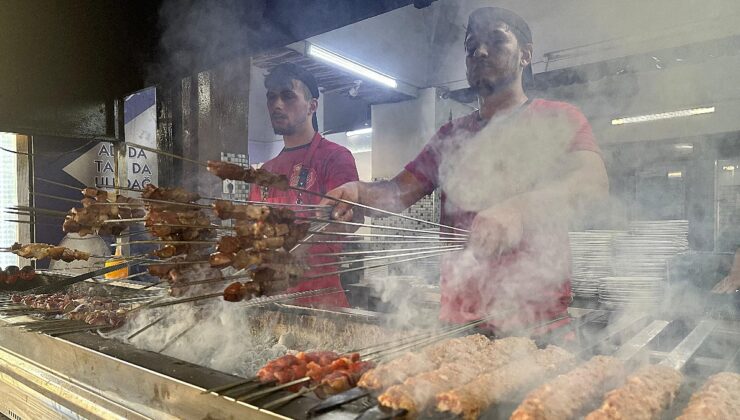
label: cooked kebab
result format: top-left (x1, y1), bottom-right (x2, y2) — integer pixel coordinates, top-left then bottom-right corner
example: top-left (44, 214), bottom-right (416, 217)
top-left (676, 372), bottom-right (740, 419)
top-left (357, 334), bottom-right (493, 392)
top-left (0, 265), bottom-right (33, 284)
top-left (10, 242), bottom-right (90, 262)
top-left (259, 351), bottom-right (341, 384)
top-left (18, 266), bottom-right (35, 282)
top-left (141, 184), bottom-right (200, 203)
top-left (207, 160), bottom-right (290, 190)
top-left (10, 292), bottom-right (126, 328)
top-left (377, 336), bottom-right (539, 417)
top-left (212, 200), bottom-right (295, 222)
top-left (436, 345), bottom-right (576, 420)
top-left (145, 208), bottom-right (212, 241)
top-left (584, 364), bottom-right (683, 420)
top-left (256, 351), bottom-right (375, 395)
top-left (511, 355), bottom-right (625, 420)
top-left (63, 189), bottom-right (145, 236)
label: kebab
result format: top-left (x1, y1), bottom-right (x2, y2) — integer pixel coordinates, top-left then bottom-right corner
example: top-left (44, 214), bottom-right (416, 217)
top-left (357, 334), bottom-right (493, 392)
top-left (435, 345), bottom-right (576, 420)
top-left (510, 355), bottom-right (625, 420)
top-left (63, 188), bottom-right (146, 236)
top-left (676, 371), bottom-right (740, 419)
top-left (206, 160), bottom-right (289, 190)
top-left (256, 351), bottom-right (375, 395)
top-left (10, 242), bottom-right (91, 262)
top-left (585, 364), bottom-right (683, 420)
top-left (377, 336), bottom-right (538, 417)
top-left (1, 265), bottom-right (35, 284)
top-left (10, 292), bottom-right (127, 327)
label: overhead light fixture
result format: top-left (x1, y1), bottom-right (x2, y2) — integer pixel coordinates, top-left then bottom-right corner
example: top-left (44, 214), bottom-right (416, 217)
top-left (611, 106), bottom-right (715, 126)
top-left (667, 171), bottom-right (683, 178)
top-left (308, 44), bottom-right (398, 89)
top-left (346, 127), bottom-right (372, 137)
top-left (674, 143), bottom-right (694, 150)
top-left (723, 165), bottom-right (737, 171)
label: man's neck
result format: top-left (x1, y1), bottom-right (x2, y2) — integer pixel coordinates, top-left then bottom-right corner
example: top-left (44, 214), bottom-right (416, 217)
top-left (477, 85), bottom-right (529, 121)
top-left (283, 126), bottom-right (316, 149)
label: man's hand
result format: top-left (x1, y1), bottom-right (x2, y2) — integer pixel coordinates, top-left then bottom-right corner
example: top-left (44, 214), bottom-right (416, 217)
top-left (468, 202), bottom-right (524, 261)
top-left (711, 273), bottom-right (740, 294)
top-left (320, 182), bottom-right (361, 222)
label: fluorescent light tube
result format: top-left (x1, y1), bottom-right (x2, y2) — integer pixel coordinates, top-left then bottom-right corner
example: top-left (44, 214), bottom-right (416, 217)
top-left (674, 143), bottom-right (694, 150)
top-left (612, 107), bottom-right (715, 126)
top-left (346, 127), bottom-right (372, 137)
top-left (308, 44), bottom-right (397, 88)
top-left (667, 171), bottom-right (683, 178)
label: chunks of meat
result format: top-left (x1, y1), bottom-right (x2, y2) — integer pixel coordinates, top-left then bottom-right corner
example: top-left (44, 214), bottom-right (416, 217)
top-left (206, 160), bottom-right (290, 190)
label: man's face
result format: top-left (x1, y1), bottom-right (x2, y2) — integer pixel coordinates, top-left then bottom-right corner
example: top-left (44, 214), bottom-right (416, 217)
top-left (266, 79), bottom-right (316, 135)
top-left (465, 21), bottom-right (527, 94)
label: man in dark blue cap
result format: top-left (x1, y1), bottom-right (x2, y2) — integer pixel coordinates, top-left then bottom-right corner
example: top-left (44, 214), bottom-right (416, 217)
top-left (321, 7), bottom-right (609, 331)
top-left (249, 63), bottom-right (359, 307)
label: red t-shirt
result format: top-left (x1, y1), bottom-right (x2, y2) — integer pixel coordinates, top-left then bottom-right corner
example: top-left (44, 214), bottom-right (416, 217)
top-left (249, 133), bottom-right (359, 307)
top-left (405, 98), bottom-right (602, 329)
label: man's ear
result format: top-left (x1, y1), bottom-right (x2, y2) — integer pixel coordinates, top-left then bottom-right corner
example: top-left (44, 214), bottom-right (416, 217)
top-left (521, 43), bottom-right (533, 67)
top-left (309, 98), bottom-right (319, 115)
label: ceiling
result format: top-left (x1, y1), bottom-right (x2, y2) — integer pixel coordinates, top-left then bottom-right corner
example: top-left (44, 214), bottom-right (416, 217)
top-left (0, 0), bottom-right (414, 140)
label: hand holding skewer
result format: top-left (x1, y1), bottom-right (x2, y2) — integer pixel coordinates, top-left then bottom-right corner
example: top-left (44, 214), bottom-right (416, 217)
top-left (468, 203), bottom-right (523, 261)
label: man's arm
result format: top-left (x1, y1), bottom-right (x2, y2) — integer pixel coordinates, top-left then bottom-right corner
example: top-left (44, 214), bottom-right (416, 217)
top-left (712, 249), bottom-right (740, 294)
top-left (319, 169), bottom-right (430, 221)
top-left (469, 151), bottom-right (608, 259)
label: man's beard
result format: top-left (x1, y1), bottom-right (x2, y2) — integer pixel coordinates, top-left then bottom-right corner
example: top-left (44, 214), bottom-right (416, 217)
top-left (273, 124), bottom-right (297, 136)
top-left (470, 55), bottom-right (520, 95)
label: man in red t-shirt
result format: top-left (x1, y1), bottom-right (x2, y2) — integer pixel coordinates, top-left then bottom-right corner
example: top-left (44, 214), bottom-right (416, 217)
top-left (321, 8), bottom-right (608, 331)
top-left (249, 63), bottom-right (359, 307)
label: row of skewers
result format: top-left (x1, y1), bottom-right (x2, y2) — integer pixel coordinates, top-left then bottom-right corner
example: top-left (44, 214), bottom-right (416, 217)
top-left (2, 151), bottom-right (470, 313)
top-left (238, 330), bottom-right (739, 420)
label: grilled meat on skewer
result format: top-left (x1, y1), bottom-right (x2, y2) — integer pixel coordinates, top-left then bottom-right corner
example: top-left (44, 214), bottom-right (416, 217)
top-left (18, 266), bottom-right (36, 281)
top-left (10, 242), bottom-right (91, 262)
top-left (436, 345), bottom-right (576, 420)
top-left (256, 351), bottom-right (375, 395)
top-left (3, 266), bottom-right (20, 284)
top-left (378, 336), bottom-right (538, 416)
top-left (222, 281), bottom-right (262, 302)
top-left (357, 334), bottom-right (494, 392)
top-left (511, 355), bottom-right (625, 420)
top-left (207, 160), bottom-right (290, 190)
top-left (11, 292), bottom-right (128, 328)
top-left (676, 372), bottom-right (740, 419)
top-left (585, 364), bottom-right (682, 420)
top-left (141, 184), bottom-right (200, 203)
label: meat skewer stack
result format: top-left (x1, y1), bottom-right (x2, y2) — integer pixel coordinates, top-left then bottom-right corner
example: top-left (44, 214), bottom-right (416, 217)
top-left (62, 188), bottom-right (145, 236)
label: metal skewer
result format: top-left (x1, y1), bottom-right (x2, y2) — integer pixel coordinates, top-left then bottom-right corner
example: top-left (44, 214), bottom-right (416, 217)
top-left (309, 247), bottom-right (463, 268)
top-left (121, 142), bottom-right (470, 234)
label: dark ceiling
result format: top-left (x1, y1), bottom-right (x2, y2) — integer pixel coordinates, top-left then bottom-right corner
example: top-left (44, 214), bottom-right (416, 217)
top-left (0, 0), bottom-right (414, 140)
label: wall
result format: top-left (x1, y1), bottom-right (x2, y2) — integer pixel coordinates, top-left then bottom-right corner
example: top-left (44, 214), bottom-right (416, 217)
top-left (370, 88), bottom-right (437, 179)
